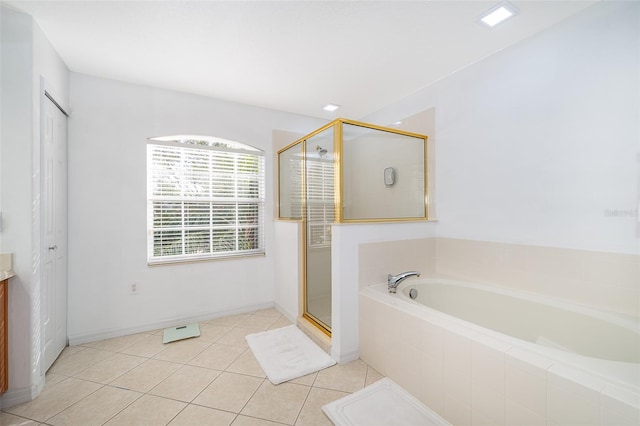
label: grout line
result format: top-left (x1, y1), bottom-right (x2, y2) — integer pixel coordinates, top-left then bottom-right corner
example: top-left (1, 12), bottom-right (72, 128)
top-left (310, 370), bottom-right (319, 387)
top-left (1, 411), bottom-right (43, 424)
top-left (39, 381), bottom-right (105, 425)
top-left (98, 387), bottom-right (145, 426)
top-left (364, 364), bottom-right (379, 387)
top-left (235, 413), bottom-right (292, 425)
top-left (230, 412), bottom-right (240, 425)
top-left (188, 400), bottom-right (242, 416)
top-left (292, 382), bottom-right (313, 426)
top-left (236, 377), bottom-right (268, 419)
top-left (164, 401), bottom-right (189, 426)
top-left (185, 371), bottom-right (224, 406)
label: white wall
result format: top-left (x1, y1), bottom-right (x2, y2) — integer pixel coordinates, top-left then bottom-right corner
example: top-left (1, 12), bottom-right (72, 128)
top-left (67, 73), bottom-right (323, 343)
top-left (0, 5), bottom-right (69, 406)
top-left (364, 0), bottom-right (639, 255)
top-left (31, 8), bottom-right (70, 394)
top-left (272, 129), bottom-right (305, 321)
top-left (1, 6), bottom-right (35, 403)
top-left (273, 221), bottom-right (300, 321)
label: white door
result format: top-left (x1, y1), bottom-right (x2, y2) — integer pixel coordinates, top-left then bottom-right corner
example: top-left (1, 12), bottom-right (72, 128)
top-left (42, 94), bottom-right (68, 372)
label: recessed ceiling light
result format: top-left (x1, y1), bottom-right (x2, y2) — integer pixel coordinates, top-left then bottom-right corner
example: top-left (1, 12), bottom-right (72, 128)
top-left (323, 104), bottom-right (341, 112)
top-left (392, 121), bottom-right (403, 125)
top-left (479, 2), bottom-right (518, 28)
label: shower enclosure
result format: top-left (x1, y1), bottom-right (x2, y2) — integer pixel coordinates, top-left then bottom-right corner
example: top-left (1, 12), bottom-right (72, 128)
top-left (278, 119), bottom-right (428, 335)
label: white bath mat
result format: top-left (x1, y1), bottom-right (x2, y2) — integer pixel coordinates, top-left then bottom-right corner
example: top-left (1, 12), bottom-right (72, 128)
top-left (246, 325), bottom-right (336, 384)
top-left (322, 378), bottom-right (451, 426)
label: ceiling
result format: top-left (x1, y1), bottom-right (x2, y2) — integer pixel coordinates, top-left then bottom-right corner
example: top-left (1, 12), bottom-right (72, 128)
top-left (6, 0), bottom-right (597, 119)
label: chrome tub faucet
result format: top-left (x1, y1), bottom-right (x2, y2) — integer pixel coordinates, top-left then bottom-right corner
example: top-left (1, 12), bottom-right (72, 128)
top-left (387, 271), bottom-right (421, 293)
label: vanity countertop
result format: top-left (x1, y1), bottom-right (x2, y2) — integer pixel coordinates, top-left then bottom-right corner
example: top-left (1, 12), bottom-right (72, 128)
top-left (0, 270), bottom-right (15, 281)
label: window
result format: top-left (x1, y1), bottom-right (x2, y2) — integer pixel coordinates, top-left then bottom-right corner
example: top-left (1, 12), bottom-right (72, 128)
top-left (147, 135), bottom-right (265, 264)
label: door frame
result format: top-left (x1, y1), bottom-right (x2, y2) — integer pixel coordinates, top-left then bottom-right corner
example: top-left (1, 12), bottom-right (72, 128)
top-left (39, 79), bottom-right (69, 377)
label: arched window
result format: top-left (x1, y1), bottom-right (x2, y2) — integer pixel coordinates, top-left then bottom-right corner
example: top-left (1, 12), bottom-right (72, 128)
top-left (147, 135), bottom-right (265, 264)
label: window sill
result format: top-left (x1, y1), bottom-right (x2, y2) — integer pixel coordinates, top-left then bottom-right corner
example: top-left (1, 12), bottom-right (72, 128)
top-left (147, 251), bottom-right (265, 267)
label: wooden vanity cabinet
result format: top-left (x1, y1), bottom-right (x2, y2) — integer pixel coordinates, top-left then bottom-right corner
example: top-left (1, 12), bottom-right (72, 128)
top-left (0, 278), bottom-right (7, 394)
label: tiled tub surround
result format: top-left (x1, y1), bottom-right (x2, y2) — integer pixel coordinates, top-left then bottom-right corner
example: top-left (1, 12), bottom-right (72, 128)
top-left (358, 238), bottom-right (639, 425)
top-left (359, 283), bottom-right (640, 425)
top-left (435, 238), bottom-right (639, 318)
top-left (359, 238), bottom-right (639, 318)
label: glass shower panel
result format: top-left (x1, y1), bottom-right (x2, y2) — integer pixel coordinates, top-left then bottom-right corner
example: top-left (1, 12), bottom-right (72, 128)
top-left (278, 141), bottom-right (303, 219)
top-left (341, 123), bottom-right (426, 221)
top-left (304, 126), bottom-right (334, 330)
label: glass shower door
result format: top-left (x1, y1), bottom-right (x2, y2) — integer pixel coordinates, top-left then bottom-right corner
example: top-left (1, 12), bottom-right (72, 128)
top-left (304, 127), bottom-right (334, 332)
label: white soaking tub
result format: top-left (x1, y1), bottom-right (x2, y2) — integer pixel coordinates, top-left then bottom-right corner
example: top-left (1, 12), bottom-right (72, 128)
top-left (401, 279), bottom-right (639, 364)
top-left (359, 277), bottom-right (640, 425)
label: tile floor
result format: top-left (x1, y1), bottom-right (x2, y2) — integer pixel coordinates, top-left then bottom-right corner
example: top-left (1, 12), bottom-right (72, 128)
top-left (1, 308), bottom-right (384, 426)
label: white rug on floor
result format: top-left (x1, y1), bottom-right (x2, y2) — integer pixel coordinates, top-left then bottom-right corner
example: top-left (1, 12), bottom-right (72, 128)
top-left (246, 325), bottom-right (336, 385)
top-left (322, 378), bottom-right (451, 426)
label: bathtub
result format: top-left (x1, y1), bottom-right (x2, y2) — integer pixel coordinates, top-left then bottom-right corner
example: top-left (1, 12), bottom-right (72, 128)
top-left (359, 277), bottom-right (640, 425)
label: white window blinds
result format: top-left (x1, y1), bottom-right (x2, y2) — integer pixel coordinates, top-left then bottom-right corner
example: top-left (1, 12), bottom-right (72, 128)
top-left (306, 158), bottom-right (334, 247)
top-left (147, 138), bottom-right (265, 264)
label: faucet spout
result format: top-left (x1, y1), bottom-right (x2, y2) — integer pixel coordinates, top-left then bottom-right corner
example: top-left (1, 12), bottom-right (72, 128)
top-left (387, 271), bottom-right (421, 293)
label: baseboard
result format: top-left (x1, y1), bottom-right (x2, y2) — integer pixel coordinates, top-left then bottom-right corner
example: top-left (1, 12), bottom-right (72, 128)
top-left (273, 302), bottom-right (297, 324)
top-left (0, 384), bottom-right (39, 409)
top-left (68, 302), bottom-right (274, 346)
top-left (332, 348), bottom-right (359, 365)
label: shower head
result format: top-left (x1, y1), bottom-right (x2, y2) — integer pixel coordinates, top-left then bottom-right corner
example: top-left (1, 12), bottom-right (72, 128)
top-left (316, 145), bottom-right (328, 157)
